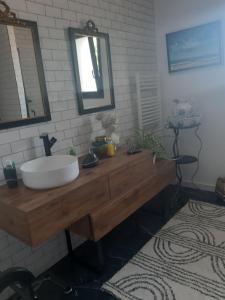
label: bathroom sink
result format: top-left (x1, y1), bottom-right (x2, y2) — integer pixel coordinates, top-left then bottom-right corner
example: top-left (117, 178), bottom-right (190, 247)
top-left (20, 155), bottom-right (79, 190)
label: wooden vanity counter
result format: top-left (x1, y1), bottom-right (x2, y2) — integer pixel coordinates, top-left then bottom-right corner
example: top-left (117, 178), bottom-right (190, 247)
top-left (0, 150), bottom-right (175, 246)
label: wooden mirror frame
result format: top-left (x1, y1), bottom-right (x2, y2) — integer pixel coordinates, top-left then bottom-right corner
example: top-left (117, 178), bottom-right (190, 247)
top-left (69, 21), bottom-right (115, 115)
top-left (0, 3), bottom-right (51, 130)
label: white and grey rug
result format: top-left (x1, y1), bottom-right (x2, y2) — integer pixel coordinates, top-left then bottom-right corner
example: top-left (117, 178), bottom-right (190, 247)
top-left (102, 200), bottom-right (225, 300)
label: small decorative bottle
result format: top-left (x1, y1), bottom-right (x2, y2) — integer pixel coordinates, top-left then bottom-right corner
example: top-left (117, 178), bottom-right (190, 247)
top-left (107, 138), bottom-right (116, 157)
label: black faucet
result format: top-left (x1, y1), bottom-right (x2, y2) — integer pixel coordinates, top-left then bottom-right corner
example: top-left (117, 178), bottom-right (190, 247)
top-left (40, 133), bottom-right (57, 156)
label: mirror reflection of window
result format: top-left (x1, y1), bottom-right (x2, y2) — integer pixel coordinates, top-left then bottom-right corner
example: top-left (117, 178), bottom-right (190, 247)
top-left (7, 25), bottom-right (28, 119)
top-left (76, 36), bottom-right (97, 92)
top-left (0, 24), bottom-right (45, 123)
top-left (14, 26), bottom-right (44, 118)
top-left (75, 36), bottom-right (104, 99)
top-left (0, 25), bottom-right (24, 122)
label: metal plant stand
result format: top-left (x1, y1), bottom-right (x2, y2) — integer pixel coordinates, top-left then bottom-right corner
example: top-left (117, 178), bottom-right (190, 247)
top-left (168, 122), bottom-right (201, 214)
top-left (169, 123), bottom-right (201, 185)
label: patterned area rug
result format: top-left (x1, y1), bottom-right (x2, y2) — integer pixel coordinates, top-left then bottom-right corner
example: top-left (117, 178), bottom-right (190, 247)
top-left (102, 200), bottom-right (225, 300)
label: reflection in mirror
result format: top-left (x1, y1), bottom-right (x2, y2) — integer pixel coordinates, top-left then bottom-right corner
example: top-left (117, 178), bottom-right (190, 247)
top-left (69, 21), bottom-right (115, 115)
top-left (0, 25), bottom-right (44, 122)
top-left (76, 36), bottom-right (104, 97)
top-left (0, 1), bottom-right (50, 130)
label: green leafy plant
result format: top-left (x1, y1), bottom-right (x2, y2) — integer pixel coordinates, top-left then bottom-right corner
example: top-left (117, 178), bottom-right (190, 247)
top-left (136, 129), bottom-right (168, 159)
top-left (68, 146), bottom-right (76, 156)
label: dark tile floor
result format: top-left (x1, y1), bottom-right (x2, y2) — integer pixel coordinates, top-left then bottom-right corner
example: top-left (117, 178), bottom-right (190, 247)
top-left (12, 185), bottom-right (224, 300)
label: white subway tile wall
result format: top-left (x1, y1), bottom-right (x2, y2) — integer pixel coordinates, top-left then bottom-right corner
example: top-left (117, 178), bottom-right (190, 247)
top-left (0, 0), bottom-right (156, 298)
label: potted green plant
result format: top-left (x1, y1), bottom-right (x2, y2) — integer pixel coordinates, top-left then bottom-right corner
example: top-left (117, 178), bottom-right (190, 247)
top-left (136, 129), bottom-right (168, 160)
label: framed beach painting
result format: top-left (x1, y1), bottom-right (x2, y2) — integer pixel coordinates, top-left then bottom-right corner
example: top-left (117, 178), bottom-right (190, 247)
top-left (166, 21), bottom-right (223, 73)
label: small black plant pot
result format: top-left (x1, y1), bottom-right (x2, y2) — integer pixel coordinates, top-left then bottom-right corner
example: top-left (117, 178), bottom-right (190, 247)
top-left (3, 168), bottom-right (18, 188)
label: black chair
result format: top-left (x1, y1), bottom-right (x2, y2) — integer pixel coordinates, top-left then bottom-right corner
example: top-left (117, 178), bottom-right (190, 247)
top-left (0, 267), bottom-right (36, 300)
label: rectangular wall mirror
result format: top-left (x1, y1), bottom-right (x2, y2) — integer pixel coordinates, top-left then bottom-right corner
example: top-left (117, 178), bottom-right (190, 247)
top-left (0, 2), bottom-right (50, 130)
top-left (69, 21), bottom-right (115, 115)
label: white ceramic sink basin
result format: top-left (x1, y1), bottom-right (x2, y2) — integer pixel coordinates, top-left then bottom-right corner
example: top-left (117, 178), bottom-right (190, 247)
top-left (20, 155), bottom-right (79, 190)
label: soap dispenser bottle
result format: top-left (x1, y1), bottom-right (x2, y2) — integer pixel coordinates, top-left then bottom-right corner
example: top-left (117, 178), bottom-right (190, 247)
top-left (3, 160), bottom-right (18, 188)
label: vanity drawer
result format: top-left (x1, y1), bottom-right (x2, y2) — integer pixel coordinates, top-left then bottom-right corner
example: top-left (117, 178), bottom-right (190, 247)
top-left (109, 165), bottom-right (132, 199)
top-left (109, 155), bottom-right (154, 199)
top-left (62, 177), bottom-right (110, 223)
top-left (28, 199), bottom-right (65, 245)
top-left (90, 166), bottom-right (174, 241)
top-left (130, 156), bottom-right (155, 185)
top-left (9, 177), bottom-right (110, 246)
top-left (70, 215), bottom-right (93, 240)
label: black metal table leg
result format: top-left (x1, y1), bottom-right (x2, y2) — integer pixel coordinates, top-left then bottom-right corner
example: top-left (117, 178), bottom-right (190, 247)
top-left (65, 229), bottom-right (73, 258)
top-left (64, 229), bottom-right (105, 273)
top-left (72, 239), bottom-right (105, 274)
top-left (35, 230), bottom-right (74, 295)
top-left (95, 240), bottom-right (105, 272)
